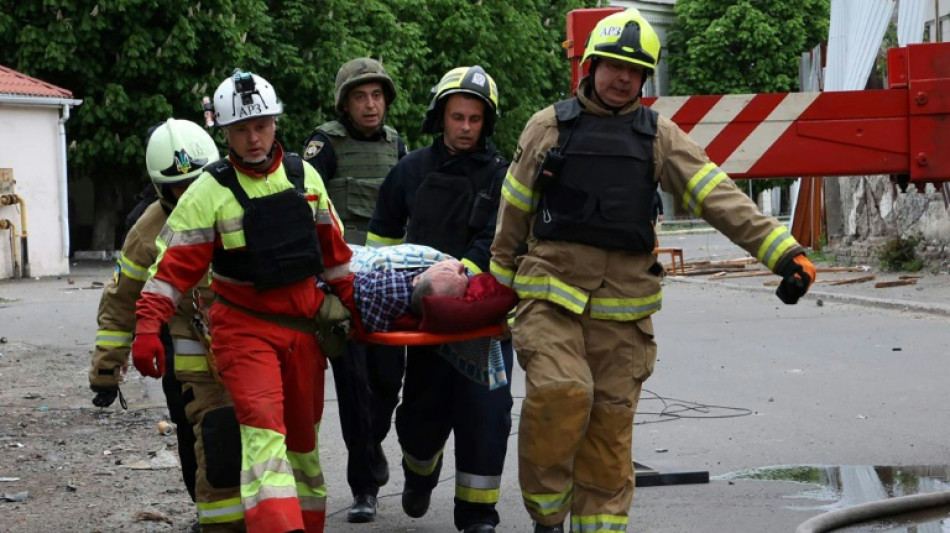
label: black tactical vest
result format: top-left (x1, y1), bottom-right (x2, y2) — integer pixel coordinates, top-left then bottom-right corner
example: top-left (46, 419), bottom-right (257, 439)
top-left (207, 155), bottom-right (324, 291)
top-left (533, 98), bottom-right (658, 253)
top-left (407, 150), bottom-right (505, 259)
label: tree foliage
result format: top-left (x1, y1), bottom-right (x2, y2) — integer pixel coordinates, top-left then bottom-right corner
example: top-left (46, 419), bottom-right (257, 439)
top-left (667, 0), bottom-right (830, 96)
top-left (0, 0), bottom-right (599, 249)
top-left (665, 0), bottom-right (830, 203)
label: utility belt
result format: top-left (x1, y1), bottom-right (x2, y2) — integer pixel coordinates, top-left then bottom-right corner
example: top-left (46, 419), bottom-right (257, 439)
top-left (213, 293), bottom-right (351, 359)
top-left (215, 294), bottom-right (320, 334)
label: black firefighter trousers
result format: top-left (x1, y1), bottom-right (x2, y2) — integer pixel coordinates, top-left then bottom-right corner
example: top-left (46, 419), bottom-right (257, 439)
top-left (396, 340), bottom-right (514, 530)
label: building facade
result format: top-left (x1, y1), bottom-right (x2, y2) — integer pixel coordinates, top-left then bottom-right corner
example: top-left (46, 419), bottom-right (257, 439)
top-left (0, 66), bottom-right (81, 279)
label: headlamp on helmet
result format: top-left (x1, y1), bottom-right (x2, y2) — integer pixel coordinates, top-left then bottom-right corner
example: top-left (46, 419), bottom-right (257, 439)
top-left (212, 68), bottom-right (283, 127)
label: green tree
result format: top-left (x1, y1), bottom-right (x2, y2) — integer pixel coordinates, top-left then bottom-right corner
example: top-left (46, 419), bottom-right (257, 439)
top-left (666, 0), bottom-right (830, 204)
top-left (383, 0), bottom-right (601, 155)
top-left (0, 0), bottom-right (269, 250)
top-left (667, 0), bottom-right (830, 95)
top-left (1, 0), bottom-right (601, 251)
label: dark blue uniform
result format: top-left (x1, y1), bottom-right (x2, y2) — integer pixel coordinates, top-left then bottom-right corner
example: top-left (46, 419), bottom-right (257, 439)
top-left (369, 138), bottom-right (513, 531)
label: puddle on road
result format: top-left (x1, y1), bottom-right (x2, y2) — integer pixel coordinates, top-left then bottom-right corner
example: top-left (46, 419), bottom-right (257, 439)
top-left (718, 465), bottom-right (950, 532)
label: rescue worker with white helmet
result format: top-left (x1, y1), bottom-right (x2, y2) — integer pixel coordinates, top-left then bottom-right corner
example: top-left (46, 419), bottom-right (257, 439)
top-left (301, 57), bottom-right (409, 523)
top-left (132, 69), bottom-right (356, 533)
top-left (490, 9), bottom-right (817, 532)
top-left (367, 65), bottom-right (512, 533)
top-left (90, 118), bottom-right (246, 531)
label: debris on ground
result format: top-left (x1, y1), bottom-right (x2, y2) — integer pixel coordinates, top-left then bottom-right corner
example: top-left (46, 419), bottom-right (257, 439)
top-left (1, 491), bottom-right (29, 502)
top-left (875, 279), bottom-right (918, 288)
top-left (133, 510), bottom-right (173, 524)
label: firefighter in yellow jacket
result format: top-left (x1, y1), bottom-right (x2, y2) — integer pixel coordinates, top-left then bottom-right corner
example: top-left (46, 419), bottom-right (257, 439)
top-left (490, 9), bottom-right (817, 533)
top-left (88, 118), bottom-right (245, 531)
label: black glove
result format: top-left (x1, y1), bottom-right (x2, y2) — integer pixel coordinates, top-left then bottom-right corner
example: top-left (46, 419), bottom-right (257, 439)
top-left (775, 254), bottom-right (816, 305)
top-left (91, 386), bottom-right (126, 409)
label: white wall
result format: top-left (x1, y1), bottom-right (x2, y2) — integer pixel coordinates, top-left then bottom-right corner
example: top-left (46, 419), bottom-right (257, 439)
top-left (0, 105), bottom-right (69, 278)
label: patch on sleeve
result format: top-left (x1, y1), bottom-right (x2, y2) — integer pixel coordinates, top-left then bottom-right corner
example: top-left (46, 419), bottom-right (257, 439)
top-left (512, 144), bottom-right (523, 163)
top-left (304, 140), bottom-right (324, 160)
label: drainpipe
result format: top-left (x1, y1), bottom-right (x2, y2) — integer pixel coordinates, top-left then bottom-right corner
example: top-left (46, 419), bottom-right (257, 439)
top-left (0, 95), bottom-right (82, 270)
top-left (57, 103), bottom-right (72, 262)
top-left (0, 195), bottom-right (26, 277)
top-left (0, 218), bottom-right (19, 277)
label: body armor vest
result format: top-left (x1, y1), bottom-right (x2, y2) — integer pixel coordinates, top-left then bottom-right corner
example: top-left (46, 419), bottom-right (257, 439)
top-left (207, 155), bottom-right (324, 291)
top-left (317, 120), bottom-right (399, 221)
top-left (407, 150), bottom-right (505, 260)
top-left (533, 98), bottom-right (658, 253)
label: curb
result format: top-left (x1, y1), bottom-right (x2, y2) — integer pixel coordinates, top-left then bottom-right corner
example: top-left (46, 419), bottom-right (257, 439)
top-left (667, 276), bottom-right (950, 318)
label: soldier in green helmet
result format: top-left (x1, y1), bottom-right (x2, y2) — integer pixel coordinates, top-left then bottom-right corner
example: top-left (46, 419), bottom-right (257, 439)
top-left (301, 57), bottom-right (408, 524)
top-left (303, 57), bottom-right (408, 245)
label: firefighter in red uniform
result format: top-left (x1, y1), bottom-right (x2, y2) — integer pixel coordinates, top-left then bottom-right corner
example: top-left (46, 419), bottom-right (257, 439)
top-left (491, 9), bottom-right (817, 533)
top-left (132, 69), bottom-right (355, 533)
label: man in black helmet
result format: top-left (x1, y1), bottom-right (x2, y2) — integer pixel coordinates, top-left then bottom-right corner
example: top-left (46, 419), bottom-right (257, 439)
top-left (367, 65), bottom-right (513, 533)
top-left (302, 57), bottom-right (408, 523)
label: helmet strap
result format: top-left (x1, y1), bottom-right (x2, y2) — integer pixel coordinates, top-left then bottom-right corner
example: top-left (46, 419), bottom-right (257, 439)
top-left (229, 142), bottom-right (278, 175)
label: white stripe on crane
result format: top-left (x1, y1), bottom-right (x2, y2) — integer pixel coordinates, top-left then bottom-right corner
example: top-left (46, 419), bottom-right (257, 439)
top-left (720, 92), bottom-right (819, 174)
top-left (647, 96), bottom-right (689, 119)
top-left (688, 94), bottom-right (758, 148)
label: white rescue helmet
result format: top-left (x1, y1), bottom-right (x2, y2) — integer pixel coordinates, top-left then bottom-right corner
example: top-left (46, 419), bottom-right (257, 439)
top-left (146, 118), bottom-right (218, 184)
top-left (212, 68), bottom-right (283, 127)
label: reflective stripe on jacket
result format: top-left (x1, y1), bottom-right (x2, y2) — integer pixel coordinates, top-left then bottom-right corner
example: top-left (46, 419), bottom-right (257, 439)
top-left (490, 78), bottom-right (803, 321)
top-left (89, 201), bottom-right (212, 388)
top-left (139, 146), bottom-right (352, 328)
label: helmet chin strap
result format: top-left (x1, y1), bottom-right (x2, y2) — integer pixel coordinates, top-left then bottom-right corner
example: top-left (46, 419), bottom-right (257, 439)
top-left (229, 143), bottom-right (277, 174)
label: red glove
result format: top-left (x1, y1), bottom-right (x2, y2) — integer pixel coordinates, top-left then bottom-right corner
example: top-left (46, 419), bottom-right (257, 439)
top-left (131, 333), bottom-right (165, 378)
top-left (328, 274), bottom-right (365, 338)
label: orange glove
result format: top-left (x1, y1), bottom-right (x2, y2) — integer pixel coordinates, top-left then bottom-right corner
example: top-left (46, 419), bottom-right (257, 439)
top-left (776, 253), bottom-right (816, 305)
top-left (131, 333), bottom-right (165, 378)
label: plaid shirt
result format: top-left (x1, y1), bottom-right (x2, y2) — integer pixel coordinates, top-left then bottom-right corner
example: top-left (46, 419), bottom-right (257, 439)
top-left (353, 268), bottom-right (423, 333)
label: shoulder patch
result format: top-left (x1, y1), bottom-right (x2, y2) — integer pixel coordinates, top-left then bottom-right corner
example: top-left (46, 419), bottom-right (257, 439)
top-left (304, 140), bottom-right (325, 160)
top-left (512, 144), bottom-right (523, 163)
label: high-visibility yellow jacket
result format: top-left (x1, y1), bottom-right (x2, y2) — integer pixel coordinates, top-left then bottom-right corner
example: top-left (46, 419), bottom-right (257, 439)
top-left (88, 201), bottom-right (211, 389)
top-left (136, 147), bottom-right (352, 334)
top-left (490, 80), bottom-right (803, 323)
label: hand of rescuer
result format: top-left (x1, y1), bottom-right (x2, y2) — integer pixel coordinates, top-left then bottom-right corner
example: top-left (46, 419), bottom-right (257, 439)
top-left (131, 332), bottom-right (165, 378)
top-left (328, 273), bottom-right (365, 338)
top-left (775, 253), bottom-right (816, 305)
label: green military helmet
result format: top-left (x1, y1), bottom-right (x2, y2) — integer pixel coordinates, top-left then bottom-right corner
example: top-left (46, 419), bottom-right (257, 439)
top-left (334, 58), bottom-right (397, 114)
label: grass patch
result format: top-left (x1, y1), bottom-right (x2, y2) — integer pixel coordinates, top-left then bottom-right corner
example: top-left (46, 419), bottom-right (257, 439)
top-left (877, 235), bottom-right (924, 272)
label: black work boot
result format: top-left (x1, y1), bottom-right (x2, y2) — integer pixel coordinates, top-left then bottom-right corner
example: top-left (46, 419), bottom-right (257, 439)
top-left (534, 522), bottom-right (565, 533)
top-left (347, 494), bottom-right (377, 523)
top-left (463, 524), bottom-right (496, 533)
top-left (401, 487), bottom-right (431, 518)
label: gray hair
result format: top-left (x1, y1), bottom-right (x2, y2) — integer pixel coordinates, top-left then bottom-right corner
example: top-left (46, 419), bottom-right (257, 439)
top-left (410, 274), bottom-right (436, 317)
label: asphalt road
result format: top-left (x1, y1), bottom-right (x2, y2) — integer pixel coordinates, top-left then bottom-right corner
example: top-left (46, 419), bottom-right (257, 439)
top-left (1, 231), bottom-right (948, 532)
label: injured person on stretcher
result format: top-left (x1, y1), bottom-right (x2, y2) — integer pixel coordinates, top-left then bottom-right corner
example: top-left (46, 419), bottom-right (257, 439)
top-left (327, 244), bottom-right (517, 389)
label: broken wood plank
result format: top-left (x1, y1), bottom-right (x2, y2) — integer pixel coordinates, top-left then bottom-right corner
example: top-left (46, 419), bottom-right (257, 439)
top-left (829, 274), bottom-right (876, 286)
top-left (874, 279), bottom-right (918, 288)
top-left (716, 270), bottom-right (774, 279)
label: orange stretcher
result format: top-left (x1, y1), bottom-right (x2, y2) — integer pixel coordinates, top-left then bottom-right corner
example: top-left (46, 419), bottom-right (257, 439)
top-left (362, 324), bottom-right (505, 346)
